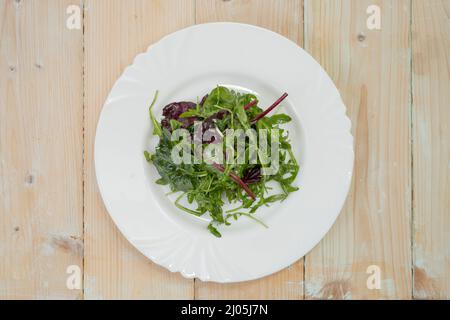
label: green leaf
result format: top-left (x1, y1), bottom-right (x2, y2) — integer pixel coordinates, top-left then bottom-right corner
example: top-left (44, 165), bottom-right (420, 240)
top-left (175, 193), bottom-right (203, 216)
top-left (238, 212), bottom-right (268, 228)
top-left (204, 86), bottom-right (235, 109)
top-left (148, 90), bottom-right (162, 137)
top-left (264, 194), bottom-right (288, 203)
top-left (269, 114), bottom-right (292, 125)
top-left (179, 109), bottom-right (202, 118)
top-left (208, 223), bottom-right (222, 238)
top-left (144, 150), bottom-right (151, 162)
top-left (235, 98), bottom-right (249, 129)
top-left (172, 175), bottom-right (194, 191)
top-left (155, 178), bottom-right (169, 185)
top-left (169, 119), bottom-right (183, 130)
top-left (249, 194), bottom-right (287, 213)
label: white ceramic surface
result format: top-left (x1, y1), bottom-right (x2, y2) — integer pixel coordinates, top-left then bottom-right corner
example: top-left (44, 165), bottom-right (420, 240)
top-left (95, 23), bottom-right (354, 283)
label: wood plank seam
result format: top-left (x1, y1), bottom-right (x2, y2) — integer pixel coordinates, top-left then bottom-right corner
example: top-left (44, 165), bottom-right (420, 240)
top-left (193, 0), bottom-right (305, 299)
top-left (411, 0), bottom-right (450, 299)
top-left (1, 0), bottom-right (85, 299)
top-left (193, 0), bottom-right (197, 301)
top-left (82, 0), bottom-right (86, 301)
top-left (303, 0), bottom-right (412, 299)
top-left (409, 0), bottom-right (414, 300)
top-left (302, 0), bottom-right (306, 301)
top-left (83, 0), bottom-right (197, 299)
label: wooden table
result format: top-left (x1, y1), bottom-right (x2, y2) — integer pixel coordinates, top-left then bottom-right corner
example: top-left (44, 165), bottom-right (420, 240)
top-left (1, 0), bottom-right (449, 300)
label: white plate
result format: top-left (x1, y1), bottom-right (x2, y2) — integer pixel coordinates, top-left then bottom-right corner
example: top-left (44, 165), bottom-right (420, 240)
top-left (95, 23), bottom-right (354, 283)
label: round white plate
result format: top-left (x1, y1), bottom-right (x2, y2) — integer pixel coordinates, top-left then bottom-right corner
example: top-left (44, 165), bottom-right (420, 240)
top-left (95, 23), bottom-right (354, 283)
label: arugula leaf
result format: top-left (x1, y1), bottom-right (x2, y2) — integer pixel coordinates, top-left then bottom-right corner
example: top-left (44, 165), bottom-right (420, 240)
top-left (148, 91), bottom-right (162, 137)
top-left (208, 223), bottom-right (222, 238)
top-left (155, 178), bottom-right (169, 185)
top-left (169, 119), bottom-right (183, 130)
top-left (235, 97), bottom-right (249, 129)
top-left (144, 150), bottom-right (151, 162)
top-left (179, 108), bottom-right (203, 119)
top-left (250, 193), bottom-right (287, 213)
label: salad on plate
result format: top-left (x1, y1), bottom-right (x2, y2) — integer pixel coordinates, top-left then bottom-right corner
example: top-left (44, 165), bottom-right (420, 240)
top-left (145, 86), bottom-right (299, 237)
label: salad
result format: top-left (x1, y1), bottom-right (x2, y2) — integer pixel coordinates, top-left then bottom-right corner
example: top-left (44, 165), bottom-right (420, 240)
top-left (145, 86), bottom-right (299, 237)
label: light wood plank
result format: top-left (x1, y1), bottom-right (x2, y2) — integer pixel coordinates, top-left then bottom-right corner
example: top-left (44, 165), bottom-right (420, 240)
top-left (0, 0), bottom-right (83, 299)
top-left (412, 0), bottom-right (450, 299)
top-left (196, 263), bottom-right (304, 300)
top-left (304, 0), bottom-right (412, 299)
top-left (195, 0), bottom-right (304, 300)
top-left (196, 0), bottom-right (303, 43)
top-left (83, 0), bottom-right (195, 299)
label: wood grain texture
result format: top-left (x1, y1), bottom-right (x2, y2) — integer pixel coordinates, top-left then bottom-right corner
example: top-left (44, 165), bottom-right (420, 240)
top-left (1, 0), bottom-right (450, 300)
top-left (194, 0), bottom-right (304, 300)
top-left (0, 0), bottom-right (83, 299)
top-left (412, 0), bottom-right (450, 299)
top-left (196, 0), bottom-right (303, 44)
top-left (83, 0), bottom-right (195, 299)
top-left (303, 0), bottom-right (412, 299)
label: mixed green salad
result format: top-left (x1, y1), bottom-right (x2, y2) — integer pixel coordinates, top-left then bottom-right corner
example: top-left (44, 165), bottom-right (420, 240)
top-left (145, 86), bottom-right (299, 237)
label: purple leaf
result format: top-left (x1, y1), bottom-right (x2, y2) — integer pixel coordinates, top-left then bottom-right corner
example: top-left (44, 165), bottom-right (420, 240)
top-left (161, 101), bottom-right (196, 130)
top-left (242, 166), bottom-right (261, 184)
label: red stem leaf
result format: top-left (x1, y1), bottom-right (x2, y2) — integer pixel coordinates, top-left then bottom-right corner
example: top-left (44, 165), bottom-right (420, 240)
top-left (250, 93), bottom-right (288, 123)
top-left (212, 163), bottom-right (256, 201)
top-left (243, 99), bottom-right (258, 110)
